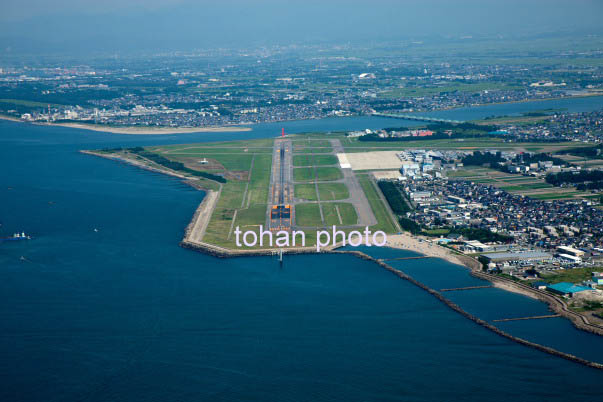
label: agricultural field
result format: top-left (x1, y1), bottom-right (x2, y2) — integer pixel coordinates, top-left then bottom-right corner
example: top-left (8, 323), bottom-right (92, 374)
top-left (445, 166), bottom-right (593, 200)
top-left (528, 192), bottom-right (582, 200)
top-left (558, 154), bottom-right (603, 169)
top-left (380, 82), bottom-right (520, 99)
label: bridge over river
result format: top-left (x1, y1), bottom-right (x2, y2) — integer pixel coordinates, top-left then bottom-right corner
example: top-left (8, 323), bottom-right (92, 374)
top-left (372, 112), bottom-right (465, 124)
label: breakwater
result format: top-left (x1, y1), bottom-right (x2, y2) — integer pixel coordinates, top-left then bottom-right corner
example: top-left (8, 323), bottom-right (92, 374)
top-left (181, 221), bottom-right (603, 338)
top-left (180, 239), bottom-right (339, 258)
top-left (178, 187), bottom-right (603, 340)
top-left (440, 285), bottom-right (493, 292)
top-left (492, 314), bottom-right (561, 322)
top-left (80, 150), bottom-right (189, 180)
top-left (82, 147), bottom-right (603, 366)
top-left (179, 238), bottom-right (603, 369)
top-left (339, 250), bottom-right (603, 371)
top-left (470, 270), bottom-right (603, 336)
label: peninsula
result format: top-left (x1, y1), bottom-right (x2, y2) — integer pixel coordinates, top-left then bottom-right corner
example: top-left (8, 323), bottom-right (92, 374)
top-left (0, 115), bottom-right (251, 135)
top-left (82, 126), bottom-right (603, 332)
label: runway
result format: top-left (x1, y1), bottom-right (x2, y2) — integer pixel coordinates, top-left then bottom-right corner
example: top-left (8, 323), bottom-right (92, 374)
top-left (267, 138), bottom-right (293, 231)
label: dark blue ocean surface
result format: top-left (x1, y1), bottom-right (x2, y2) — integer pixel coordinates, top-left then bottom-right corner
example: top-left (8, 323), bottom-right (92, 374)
top-left (1, 111), bottom-right (603, 401)
top-left (353, 245), bottom-right (603, 367)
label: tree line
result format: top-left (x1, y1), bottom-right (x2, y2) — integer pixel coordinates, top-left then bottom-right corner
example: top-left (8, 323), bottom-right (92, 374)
top-left (377, 181), bottom-right (411, 214)
top-left (546, 170), bottom-right (603, 186)
top-left (128, 147), bottom-right (227, 183)
top-left (358, 122), bottom-right (498, 143)
top-left (557, 144), bottom-right (603, 159)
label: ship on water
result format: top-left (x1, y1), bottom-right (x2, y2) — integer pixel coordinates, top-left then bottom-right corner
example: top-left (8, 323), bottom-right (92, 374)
top-left (0, 232), bottom-right (31, 242)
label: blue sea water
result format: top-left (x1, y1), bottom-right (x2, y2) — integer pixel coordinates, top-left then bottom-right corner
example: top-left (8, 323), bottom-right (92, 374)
top-left (353, 246), bottom-right (603, 365)
top-left (1, 104), bottom-right (603, 401)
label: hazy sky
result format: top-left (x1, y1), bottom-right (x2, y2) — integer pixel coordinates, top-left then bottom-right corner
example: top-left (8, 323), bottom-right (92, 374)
top-left (1, 0), bottom-right (602, 54)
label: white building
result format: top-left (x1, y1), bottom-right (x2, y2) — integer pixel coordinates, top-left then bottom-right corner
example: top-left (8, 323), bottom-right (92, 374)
top-left (557, 246), bottom-right (585, 257)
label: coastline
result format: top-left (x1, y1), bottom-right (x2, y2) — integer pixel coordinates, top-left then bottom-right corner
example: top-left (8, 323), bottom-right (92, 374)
top-left (183, 204), bottom-right (601, 341)
top-left (2, 91), bottom-right (601, 135)
top-left (0, 115), bottom-right (251, 135)
top-left (384, 232), bottom-right (603, 335)
top-left (84, 149), bottom-right (344, 257)
top-left (343, 249), bottom-right (603, 370)
top-left (81, 150), bottom-right (191, 180)
top-left (385, 232), bottom-right (480, 269)
top-left (0, 114), bottom-right (21, 123)
top-left (82, 147), bottom-right (603, 339)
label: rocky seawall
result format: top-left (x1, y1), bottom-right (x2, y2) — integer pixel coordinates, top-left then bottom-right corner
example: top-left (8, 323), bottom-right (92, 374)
top-left (342, 250), bottom-right (603, 371)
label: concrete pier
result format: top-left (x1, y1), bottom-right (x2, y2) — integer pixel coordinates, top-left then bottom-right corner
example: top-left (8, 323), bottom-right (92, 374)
top-left (440, 285), bottom-right (493, 292)
top-left (380, 256), bottom-right (434, 262)
top-left (492, 314), bottom-right (561, 322)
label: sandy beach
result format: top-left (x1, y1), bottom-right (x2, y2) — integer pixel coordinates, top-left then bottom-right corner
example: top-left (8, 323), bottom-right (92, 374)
top-left (386, 232), bottom-right (476, 269)
top-left (0, 115), bottom-right (22, 123)
top-left (0, 116), bottom-right (251, 135)
top-left (492, 280), bottom-right (539, 300)
top-left (386, 231), bottom-right (603, 333)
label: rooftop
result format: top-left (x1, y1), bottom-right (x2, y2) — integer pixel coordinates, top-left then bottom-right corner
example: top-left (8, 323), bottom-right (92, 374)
top-left (483, 251), bottom-right (552, 260)
top-left (547, 282), bottom-right (591, 294)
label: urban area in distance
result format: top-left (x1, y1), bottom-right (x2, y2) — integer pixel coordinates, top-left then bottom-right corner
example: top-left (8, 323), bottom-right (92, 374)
top-left (2, 1), bottom-right (603, 401)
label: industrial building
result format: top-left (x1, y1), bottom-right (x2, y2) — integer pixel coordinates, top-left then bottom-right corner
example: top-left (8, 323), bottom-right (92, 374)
top-left (480, 251), bottom-right (553, 264)
top-left (557, 246), bottom-right (585, 257)
top-left (546, 282), bottom-right (592, 297)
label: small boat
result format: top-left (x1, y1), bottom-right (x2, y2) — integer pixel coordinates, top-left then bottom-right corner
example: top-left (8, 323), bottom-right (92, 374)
top-left (1, 232), bottom-right (31, 242)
